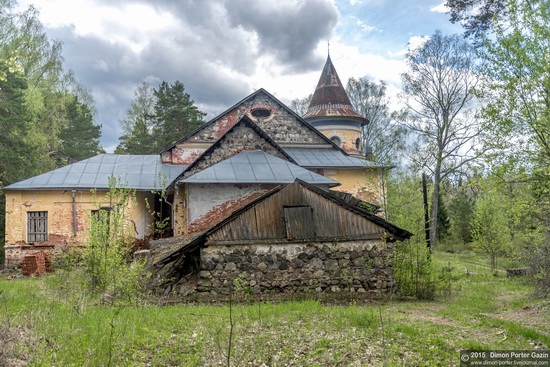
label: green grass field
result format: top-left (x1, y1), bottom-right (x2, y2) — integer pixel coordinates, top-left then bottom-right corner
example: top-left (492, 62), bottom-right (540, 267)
top-left (1, 251), bottom-right (548, 367)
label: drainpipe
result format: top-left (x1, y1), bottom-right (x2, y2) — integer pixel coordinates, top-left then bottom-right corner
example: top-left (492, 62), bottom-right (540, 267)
top-left (72, 189), bottom-right (77, 237)
top-left (162, 195), bottom-right (173, 230)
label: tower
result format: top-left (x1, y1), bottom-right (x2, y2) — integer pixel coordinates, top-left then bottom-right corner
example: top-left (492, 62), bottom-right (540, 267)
top-left (303, 54), bottom-right (367, 157)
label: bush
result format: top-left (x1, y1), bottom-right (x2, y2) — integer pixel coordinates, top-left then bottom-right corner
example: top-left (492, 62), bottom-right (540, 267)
top-left (524, 239), bottom-right (550, 298)
top-left (84, 179), bottom-right (150, 304)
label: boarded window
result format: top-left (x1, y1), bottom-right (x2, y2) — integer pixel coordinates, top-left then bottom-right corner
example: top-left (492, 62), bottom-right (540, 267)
top-left (284, 205), bottom-right (315, 240)
top-left (27, 211), bottom-right (48, 242)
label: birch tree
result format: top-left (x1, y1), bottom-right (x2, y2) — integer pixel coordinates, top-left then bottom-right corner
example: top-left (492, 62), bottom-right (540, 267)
top-left (401, 30), bottom-right (482, 248)
top-left (346, 77), bottom-right (407, 164)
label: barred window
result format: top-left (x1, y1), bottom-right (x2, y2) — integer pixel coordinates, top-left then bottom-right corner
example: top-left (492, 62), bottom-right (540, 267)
top-left (27, 211), bottom-right (48, 242)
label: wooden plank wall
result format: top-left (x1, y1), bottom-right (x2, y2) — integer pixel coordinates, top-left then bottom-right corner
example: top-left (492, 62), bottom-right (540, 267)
top-left (208, 183), bottom-right (385, 242)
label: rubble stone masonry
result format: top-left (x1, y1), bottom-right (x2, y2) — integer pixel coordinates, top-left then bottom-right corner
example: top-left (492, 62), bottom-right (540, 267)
top-left (196, 240), bottom-right (395, 297)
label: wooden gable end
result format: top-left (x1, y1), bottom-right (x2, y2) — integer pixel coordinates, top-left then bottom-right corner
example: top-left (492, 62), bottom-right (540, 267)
top-left (207, 181), bottom-right (387, 243)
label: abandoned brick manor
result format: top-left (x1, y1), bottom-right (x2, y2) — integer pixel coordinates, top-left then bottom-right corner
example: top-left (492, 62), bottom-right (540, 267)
top-left (3, 55), bottom-right (411, 295)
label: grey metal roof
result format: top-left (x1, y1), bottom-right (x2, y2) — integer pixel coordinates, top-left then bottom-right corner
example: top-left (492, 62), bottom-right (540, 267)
top-left (179, 150), bottom-right (340, 187)
top-left (283, 148), bottom-right (387, 168)
top-left (4, 154), bottom-right (186, 190)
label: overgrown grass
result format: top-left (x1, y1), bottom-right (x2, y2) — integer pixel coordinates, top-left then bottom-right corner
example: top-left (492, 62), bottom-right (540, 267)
top-left (1, 251), bottom-right (548, 366)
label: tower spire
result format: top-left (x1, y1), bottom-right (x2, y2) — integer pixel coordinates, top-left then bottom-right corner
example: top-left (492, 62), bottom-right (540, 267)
top-left (303, 54), bottom-right (368, 157)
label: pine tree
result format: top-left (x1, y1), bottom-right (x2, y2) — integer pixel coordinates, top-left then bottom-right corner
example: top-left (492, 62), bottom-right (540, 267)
top-left (153, 81), bottom-right (205, 150)
top-left (448, 186), bottom-right (475, 244)
top-left (58, 95), bottom-right (104, 164)
top-left (115, 82), bottom-right (157, 154)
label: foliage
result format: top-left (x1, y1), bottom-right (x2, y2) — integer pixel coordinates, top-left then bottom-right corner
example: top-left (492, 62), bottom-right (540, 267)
top-left (448, 184), bottom-right (475, 246)
top-left (386, 174), bottom-right (436, 299)
top-left (289, 93), bottom-right (312, 117)
top-left (470, 179), bottom-right (511, 273)
top-left (0, 1), bottom-right (103, 263)
top-left (85, 178), bottom-right (149, 303)
top-left (400, 30), bottom-right (482, 248)
top-left (346, 77), bottom-right (407, 164)
top-left (58, 94), bottom-right (104, 164)
top-left (144, 175), bottom-right (171, 239)
top-left (524, 239), bottom-right (550, 298)
top-left (115, 80), bottom-right (206, 154)
top-left (115, 81), bottom-right (157, 154)
top-left (445, 0), bottom-right (508, 38)
top-left (479, 0), bottom-right (550, 173)
top-left (3, 250), bottom-right (548, 366)
top-left (153, 80), bottom-right (205, 150)
top-left (436, 190), bottom-right (451, 243)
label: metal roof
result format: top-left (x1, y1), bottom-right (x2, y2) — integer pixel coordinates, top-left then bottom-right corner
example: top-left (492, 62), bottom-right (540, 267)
top-left (283, 148), bottom-right (387, 168)
top-left (4, 154), bottom-right (186, 191)
top-left (179, 150), bottom-right (340, 187)
top-left (303, 55), bottom-right (365, 122)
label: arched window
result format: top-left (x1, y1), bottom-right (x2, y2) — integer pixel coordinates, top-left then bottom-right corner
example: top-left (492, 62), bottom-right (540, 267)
top-left (355, 138), bottom-right (361, 150)
top-left (330, 136), bottom-right (341, 147)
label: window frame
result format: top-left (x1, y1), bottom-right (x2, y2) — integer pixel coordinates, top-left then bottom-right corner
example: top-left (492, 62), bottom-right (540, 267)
top-left (27, 211), bottom-right (48, 242)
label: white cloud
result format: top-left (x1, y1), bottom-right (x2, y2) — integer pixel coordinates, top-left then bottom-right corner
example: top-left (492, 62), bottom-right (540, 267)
top-left (350, 16), bottom-right (380, 33)
top-left (350, 0), bottom-right (362, 5)
top-left (406, 35), bottom-right (430, 52)
top-left (430, 2), bottom-right (449, 13)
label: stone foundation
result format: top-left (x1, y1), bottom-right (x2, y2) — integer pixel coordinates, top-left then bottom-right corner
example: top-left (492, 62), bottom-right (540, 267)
top-left (196, 240), bottom-right (395, 296)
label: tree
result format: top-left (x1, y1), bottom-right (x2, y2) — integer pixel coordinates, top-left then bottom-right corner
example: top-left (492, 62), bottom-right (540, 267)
top-left (448, 185), bottom-right (475, 245)
top-left (436, 190), bottom-right (451, 243)
top-left (58, 95), bottom-right (104, 164)
top-left (479, 0), bottom-right (550, 172)
top-left (470, 182), bottom-right (510, 272)
top-left (400, 30), bottom-right (482, 249)
top-left (115, 82), bottom-right (157, 154)
top-left (445, 0), bottom-right (508, 38)
top-left (289, 94), bottom-right (312, 117)
top-left (153, 81), bottom-right (205, 150)
top-left (346, 77), bottom-right (407, 164)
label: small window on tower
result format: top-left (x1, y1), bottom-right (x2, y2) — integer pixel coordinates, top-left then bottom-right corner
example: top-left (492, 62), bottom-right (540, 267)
top-left (355, 138), bottom-right (361, 150)
top-left (330, 136), bottom-right (341, 147)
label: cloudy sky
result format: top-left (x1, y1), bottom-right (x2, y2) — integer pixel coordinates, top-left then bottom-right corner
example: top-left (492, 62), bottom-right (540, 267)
top-left (18, 0), bottom-right (462, 152)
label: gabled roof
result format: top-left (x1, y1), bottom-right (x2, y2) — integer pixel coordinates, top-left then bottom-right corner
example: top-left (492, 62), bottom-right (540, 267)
top-left (180, 150), bottom-right (340, 187)
top-left (284, 148), bottom-right (389, 169)
top-left (303, 55), bottom-right (366, 122)
top-left (158, 179), bottom-right (412, 267)
top-left (174, 115), bottom-right (296, 183)
top-left (3, 154), bottom-right (185, 191)
top-left (161, 88), bottom-right (344, 153)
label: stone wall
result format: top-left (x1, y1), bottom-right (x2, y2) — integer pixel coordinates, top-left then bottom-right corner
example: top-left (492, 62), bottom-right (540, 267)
top-left (196, 240), bottom-right (395, 297)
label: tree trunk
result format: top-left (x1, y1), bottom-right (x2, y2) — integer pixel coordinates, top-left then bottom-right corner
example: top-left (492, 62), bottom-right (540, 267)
top-left (430, 160), bottom-right (442, 250)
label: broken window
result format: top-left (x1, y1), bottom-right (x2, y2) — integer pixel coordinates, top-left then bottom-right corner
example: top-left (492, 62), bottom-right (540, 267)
top-left (283, 205), bottom-right (315, 240)
top-left (27, 211), bottom-right (48, 242)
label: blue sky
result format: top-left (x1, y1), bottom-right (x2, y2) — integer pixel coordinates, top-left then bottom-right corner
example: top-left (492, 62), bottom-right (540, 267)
top-left (18, 0), bottom-right (463, 152)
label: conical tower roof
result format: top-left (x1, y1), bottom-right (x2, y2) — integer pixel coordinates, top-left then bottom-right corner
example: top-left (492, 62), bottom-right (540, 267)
top-left (303, 55), bottom-right (364, 121)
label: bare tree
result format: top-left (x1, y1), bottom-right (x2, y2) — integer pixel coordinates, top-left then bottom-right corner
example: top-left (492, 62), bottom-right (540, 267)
top-left (400, 30), bottom-right (482, 249)
top-left (289, 94), bottom-right (312, 117)
top-left (346, 77), bottom-right (407, 164)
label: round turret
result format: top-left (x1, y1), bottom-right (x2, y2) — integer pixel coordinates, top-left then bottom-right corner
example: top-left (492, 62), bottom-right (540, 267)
top-left (303, 55), bottom-right (367, 157)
